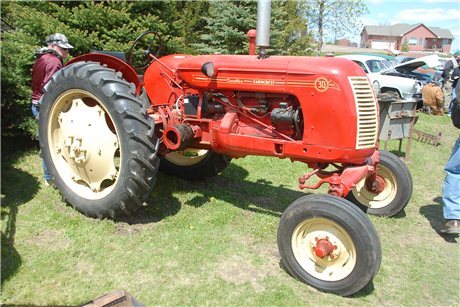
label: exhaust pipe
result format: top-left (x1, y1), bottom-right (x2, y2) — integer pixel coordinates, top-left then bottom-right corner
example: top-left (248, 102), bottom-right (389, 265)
top-left (256, 0), bottom-right (271, 58)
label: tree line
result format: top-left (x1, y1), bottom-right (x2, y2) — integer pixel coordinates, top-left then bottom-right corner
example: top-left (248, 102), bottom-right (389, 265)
top-left (1, 0), bottom-right (366, 137)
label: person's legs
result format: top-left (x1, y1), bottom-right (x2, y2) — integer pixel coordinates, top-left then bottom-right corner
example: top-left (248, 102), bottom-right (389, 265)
top-left (441, 137), bottom-right (460, 233)
top-left (42, 159), bottom-right (53, 182)
top-left (31, 103), bottom-right (40, 119)
top-left (449, 88), bottom-right (457, 114)
top-left (443, 80), bottom-right (452, 112)
top-left (33, 103), bottom-right (53, 184)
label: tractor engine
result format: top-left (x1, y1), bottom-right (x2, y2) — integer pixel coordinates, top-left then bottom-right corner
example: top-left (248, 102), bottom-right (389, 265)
top-left (143, 54), bottom-right (379, 165)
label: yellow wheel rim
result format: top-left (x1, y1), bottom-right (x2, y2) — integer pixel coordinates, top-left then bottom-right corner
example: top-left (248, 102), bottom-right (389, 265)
top-left (291, 217), bottom-right (356, 281)
top-left (48, 90), bottom-right (120, 200)
top-left (352, 164), bottom-right (397, 209)
top-left (164, 149), bottom-right (209, 166)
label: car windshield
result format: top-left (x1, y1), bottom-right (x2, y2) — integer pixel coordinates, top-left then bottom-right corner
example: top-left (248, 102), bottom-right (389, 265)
top-left (365, 59), bottom-right (388, 72)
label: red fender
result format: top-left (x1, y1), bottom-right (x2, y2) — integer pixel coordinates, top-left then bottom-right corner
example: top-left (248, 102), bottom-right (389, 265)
top-left (66, 53), bottom-right (141, 91)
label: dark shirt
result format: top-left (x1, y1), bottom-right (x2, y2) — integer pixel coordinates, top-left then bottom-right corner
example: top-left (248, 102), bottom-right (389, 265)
top-left (31, 52), bottom-right (63, 102)
top-left (441, 59), bottom-right (454, 81)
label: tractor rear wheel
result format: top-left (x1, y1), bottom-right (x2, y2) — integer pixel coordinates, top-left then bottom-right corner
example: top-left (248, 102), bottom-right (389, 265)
top-left (346, 150), bottom-right (412, 216)
top-left (39, 61), bottom-right (159, 218)
top-left (160, 149), bottom-right (231, 180)
top-left (277, 194), bottom-right (381, 296)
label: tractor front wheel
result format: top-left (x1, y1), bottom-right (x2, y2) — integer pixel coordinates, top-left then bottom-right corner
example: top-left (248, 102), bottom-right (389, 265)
top-left (39, 61), bottom-right (159, 218)
top-left (346, 150), bottom-right (413, 216)
top-left (277, 194), bottom-right (381, 296)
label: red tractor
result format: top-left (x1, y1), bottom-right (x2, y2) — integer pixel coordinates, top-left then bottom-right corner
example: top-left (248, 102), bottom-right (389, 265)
top-left (39, 1), bottom-right (412, 296)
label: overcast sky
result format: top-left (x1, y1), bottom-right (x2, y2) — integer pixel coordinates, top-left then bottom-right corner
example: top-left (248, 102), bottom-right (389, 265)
top-left (343, 0), bottom-right (460, 52)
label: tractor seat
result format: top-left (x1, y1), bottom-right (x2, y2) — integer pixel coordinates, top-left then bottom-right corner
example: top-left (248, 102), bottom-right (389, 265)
top-left (90, 50), bottom-right (127, 63)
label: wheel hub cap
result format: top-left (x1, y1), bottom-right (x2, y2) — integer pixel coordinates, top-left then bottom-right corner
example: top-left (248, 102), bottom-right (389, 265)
top-left (314, 238), bottom-right (334, 258)
top-left (55, 98), bottom-right (118, 191)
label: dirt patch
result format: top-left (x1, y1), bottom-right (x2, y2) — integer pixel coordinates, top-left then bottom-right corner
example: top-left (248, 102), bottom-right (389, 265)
top-left (215, 255), bottom-right (268, 292)
top-left (214, 237), bottom-right (281, 292)
top-left (76, 260), bottom-right (95, 276)
top-left (25, 229), bottom-right (71, 250)
top-left (113, 223), bottom-right (146, 236)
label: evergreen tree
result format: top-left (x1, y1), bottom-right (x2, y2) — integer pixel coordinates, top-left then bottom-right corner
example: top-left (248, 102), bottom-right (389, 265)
top-left (1, 1), bottom-right (181, 137)
top-left (195, 0), bottom-right (257, 55)
top-left (174, 1), bottom-right (211, 54)
top-left (194, 0), bottom-right (313, 55)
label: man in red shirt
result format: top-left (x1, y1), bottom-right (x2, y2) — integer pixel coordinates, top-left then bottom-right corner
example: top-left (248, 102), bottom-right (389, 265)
top-left (31, 33), bottom-right (73, 185)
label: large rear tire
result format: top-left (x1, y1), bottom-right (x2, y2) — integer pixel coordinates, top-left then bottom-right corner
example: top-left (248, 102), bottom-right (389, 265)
top-left (39, 61), bottom-right (159, 218)
top-left (346, 150), bottom-right (412, 216)
top-left (277, 194), bottom-right (381, 296)
top-left (160, 149), bottom-right (231, 180)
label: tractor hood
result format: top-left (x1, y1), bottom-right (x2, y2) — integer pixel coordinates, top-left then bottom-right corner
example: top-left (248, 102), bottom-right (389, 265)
top-left (380, 54), bottom-right (442, 75)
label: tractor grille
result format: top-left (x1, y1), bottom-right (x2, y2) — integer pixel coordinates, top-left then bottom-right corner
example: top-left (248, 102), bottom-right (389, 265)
top-left (348, 77), bottom-right (379, 149)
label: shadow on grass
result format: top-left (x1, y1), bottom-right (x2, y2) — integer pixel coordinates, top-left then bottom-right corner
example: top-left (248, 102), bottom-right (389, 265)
top-left (140, 162), bottom-right (307, 222)
top-left (419, 197), bottom-right (458, 243)
top-left (118, 159), bottom-right (308, 226)
top-left (1, 135), bottom-right (40, 287)
top-left (1, 167), bottom-right (40, 287)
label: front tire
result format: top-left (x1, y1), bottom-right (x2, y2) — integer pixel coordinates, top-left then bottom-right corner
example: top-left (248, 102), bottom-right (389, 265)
top-left (346, 150), bottom-right (413, 216)
top-left (39, 61), bottom-right (159, 218)
top-left (277, 194), bottom-right (381, 296)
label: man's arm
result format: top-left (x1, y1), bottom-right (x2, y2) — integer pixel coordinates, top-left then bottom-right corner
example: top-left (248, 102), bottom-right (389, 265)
top-left (442, 60), bottom-right (453, 81)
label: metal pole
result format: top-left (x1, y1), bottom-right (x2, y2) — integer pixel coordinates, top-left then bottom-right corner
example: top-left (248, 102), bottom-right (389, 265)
top-left (256, 0), bottom-right (271, 58)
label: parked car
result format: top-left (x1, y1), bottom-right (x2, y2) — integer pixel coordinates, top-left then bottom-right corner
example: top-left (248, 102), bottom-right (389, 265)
top-left (357, 53), bottom-right (398, 67)
top-left (338, 54), bottom-right (442, 102)
top-left (395, 55), bottom-right (416, 64)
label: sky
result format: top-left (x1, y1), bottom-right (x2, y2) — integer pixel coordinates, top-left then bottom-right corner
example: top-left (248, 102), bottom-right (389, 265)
top-left (342, 0), bottom-right (460, 52)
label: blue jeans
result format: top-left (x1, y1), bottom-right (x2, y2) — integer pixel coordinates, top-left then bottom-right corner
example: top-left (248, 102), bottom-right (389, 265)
top-left (442, 137), bottom-right (460, 220)
top-left (32, 103), bottom-right (52, 182)
top-left (448, 87), bottom-right (457, 114)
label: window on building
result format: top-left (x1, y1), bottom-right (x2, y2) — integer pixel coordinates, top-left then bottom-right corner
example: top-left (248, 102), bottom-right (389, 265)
top-left (419, 38), bottom-right (423, 45)
top-left (409, 37), bottom-right (418, 45)
top-left (404, 37), bottom-right (408, 44)
top-left (442, 39), bottom-right (449, 46)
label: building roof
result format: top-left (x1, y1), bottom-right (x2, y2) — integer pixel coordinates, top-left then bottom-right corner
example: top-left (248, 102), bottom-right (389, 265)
top-left (362, 23), bottom-right (454, 39)
top-left (429, 26), bottom-right (455, 39)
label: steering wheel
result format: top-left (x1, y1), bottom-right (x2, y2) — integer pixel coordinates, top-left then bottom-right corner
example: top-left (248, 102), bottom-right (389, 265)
top-left (127, 31), bottom-right (163, 71)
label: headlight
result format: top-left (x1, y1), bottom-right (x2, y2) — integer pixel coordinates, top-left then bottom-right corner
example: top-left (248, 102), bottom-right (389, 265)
top-left (372, 81), bottom-right (381, 95)
top-left (413, 82), bottom-right (422, 93)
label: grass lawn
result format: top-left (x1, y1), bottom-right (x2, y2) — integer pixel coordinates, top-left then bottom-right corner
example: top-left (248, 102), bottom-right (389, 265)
top-left (1, 113), bottom-right (459, 306)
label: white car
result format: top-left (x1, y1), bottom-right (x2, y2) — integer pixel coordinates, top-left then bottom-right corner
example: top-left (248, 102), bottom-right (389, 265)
top-left (338, 54), bottom-right (442, 102)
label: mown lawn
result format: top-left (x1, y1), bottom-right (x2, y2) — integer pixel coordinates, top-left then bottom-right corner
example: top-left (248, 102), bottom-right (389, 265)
top-left (1, 113), bottom-right (459, 306)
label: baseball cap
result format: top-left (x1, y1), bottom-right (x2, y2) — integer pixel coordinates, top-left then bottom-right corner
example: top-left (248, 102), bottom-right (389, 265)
top-left (46, 33), bottom-right (74, 49)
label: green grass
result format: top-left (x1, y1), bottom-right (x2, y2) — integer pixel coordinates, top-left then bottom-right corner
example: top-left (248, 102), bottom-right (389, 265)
top-left (2, 113), bottom-right (459, 306)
